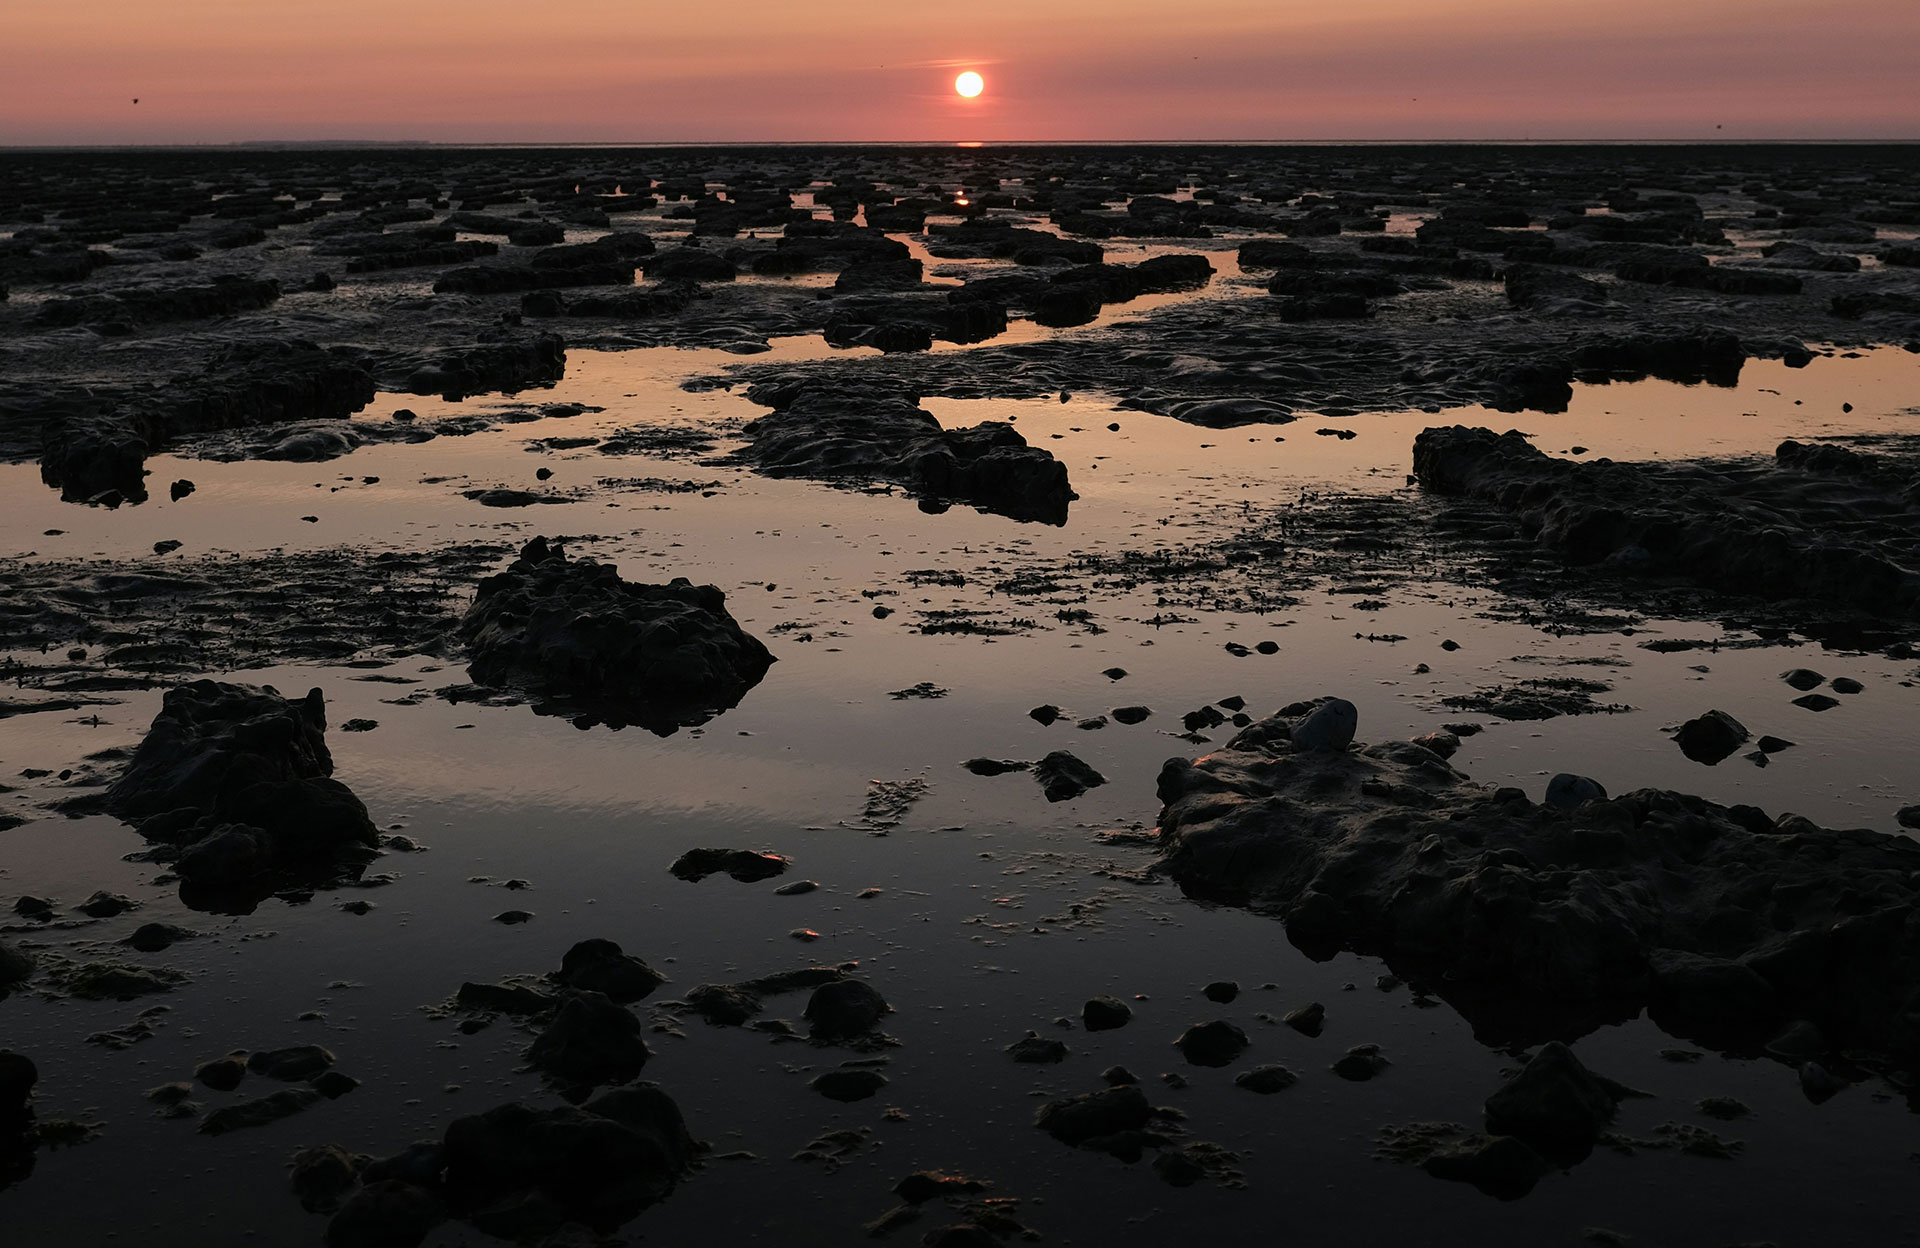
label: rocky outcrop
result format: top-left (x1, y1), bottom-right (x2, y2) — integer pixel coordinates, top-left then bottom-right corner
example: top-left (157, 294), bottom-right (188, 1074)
top-left (34, 276), bottom-right (282, 328)
top-left (459, 538), bottom-right (774, 732)
top-left (392, 331), bottom-right (565, 397)
top-left (104, 681), bottom-right (378, 907)
top-left (1154, 699), bottom-right (1920, 1060)
top-left (1413, 426), bottom-right (1920, 617)
top-left (732, 379), bottom-right (1076, 524)
top-left (37, 341), bottom-right (378, 504)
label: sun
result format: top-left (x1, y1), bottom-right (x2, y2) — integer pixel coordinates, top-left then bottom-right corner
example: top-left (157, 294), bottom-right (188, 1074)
top-left (954, 71), bottom-right (984, 99)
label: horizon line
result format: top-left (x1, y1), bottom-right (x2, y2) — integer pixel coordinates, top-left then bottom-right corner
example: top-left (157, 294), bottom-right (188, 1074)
top-left (5, 137), bottom-right (1920, 154)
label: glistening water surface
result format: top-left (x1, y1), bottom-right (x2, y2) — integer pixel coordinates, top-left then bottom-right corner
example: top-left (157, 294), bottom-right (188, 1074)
top-left (2, 342), bottom-right (1918, 1246)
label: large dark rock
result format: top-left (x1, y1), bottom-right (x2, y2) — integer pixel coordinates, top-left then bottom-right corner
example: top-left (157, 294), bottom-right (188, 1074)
top-left (1034, 751), bottom-right (1106, 802)
top-left (803, 978), bottom-right (890, 1040)
top-left (37, 341), bottom-right (377, 504)
top-left (732, 380), bottom-right (1075, 524)
top-left (1153, 702), bottom-right (1920, 1061)
top-left (460, 537), bottom-right (774, 732)
top-left (105, 681), bottom-right (377, 904)
top-left (1034, 1084), bottom-right (1151, 1146)
top-left (325, 1180), bottom-right (445, 1248)
top-left (554, 939), bottom-right (666, 1004)
top-left (34, 276), bottom-right (281, 328)
top-left (1674, 710), bottom-right (1750, 765)
top-left (1482, 1042), bottom-right (1633, 1159)
top-left (397, 332), bottom-right (565, 398)
top-left (524, 992), bottom-right (649, 1086)
top-left (441, 1090), bottom-right (697, 1227)
top-left (1413, 426), bottom-right (1920, 618)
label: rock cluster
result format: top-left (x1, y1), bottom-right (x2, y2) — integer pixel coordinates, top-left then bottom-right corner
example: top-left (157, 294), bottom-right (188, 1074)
top-left (733, 379), bottom-right (1077, 524)
top-left (1414, 426), bottom-right (1920, 618)
top-left (1154, 698), bottom-right (1920, 1061)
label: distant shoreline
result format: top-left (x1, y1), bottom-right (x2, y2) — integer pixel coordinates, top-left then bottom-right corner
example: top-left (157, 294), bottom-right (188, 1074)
top-left (3, 138), bottom-right (1918, 153)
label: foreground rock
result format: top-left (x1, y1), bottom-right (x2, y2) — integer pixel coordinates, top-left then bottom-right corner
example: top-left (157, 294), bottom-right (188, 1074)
top-left (308, 1087), bottom-right (700, 1246)
top-left (1483, 1042), bottom-right (1640, 1160)
top-left (732, 379), bottom-right (1076, 525)
top-left (460, 537), bottom-right (774, 733)
top-left (104, 681), bottom-right (378, 908)
top-left (1154, 697), bottom-right (1920, 1061)
top-left (1413, 427), bottom-right (1920, 620)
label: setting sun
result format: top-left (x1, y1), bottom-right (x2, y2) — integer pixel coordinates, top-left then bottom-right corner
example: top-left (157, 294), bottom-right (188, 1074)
top-left (954, 70), bottom-right (984, 98)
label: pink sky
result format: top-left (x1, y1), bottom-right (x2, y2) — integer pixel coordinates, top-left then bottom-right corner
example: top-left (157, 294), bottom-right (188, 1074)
top-left (5, 0), bottom-right (1916, 144)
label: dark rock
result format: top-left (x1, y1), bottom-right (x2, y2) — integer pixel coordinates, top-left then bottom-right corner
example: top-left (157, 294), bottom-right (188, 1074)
top-left (1504, 263), bottom-right (1608, 310)
top-left (810, 1069), bottom-right (889, 1101)
top-left (104, 681), bottom-right (376, 901)
top-left (1290, 698), bottom-right (1357, 752)
top-left (804, 978), bottom-right (890, 1040)
top-left (1281, 1002), bottom-right (1325, 1036)
top-left (1331, 1044), bottom-right (1389, 1081)
top-left (1007, 1031), bottom-right (1069, 1063)
top-left (1153, 708), bottom-right (1920, 1055)
top-left (456, 981), bottom-right (555, 1016)
top-left (1034, 1084), bottom-right (1150, 1145)
top-left (669, 848), bottom-right (788, 883)
top-left (1413, 427), bottom-right (1920, 617)
top-left (1233, 1064), bottom-right (1298, 1094)
top-left (200, 1087), bottom-right (322, 1135)
top-left (460, 538), bottom-right (774, 733)
top-left (1111, 706), bottom-right (1152, 725)
top-left (441, 1089), bottom-right (696, 1222)
top-left (963, 758), bottom-right (1030, 776)
top-left (1544, 774), bottom-right (1608, 809)
top-left (524, 992), bottom-right (649, 1086)
top-left (1203, 980), bottom-right (1240, 1003)
top-left (1792, 693), bottom-right (1840, 712)
top-left (1082, 996), bottom-right (1133, 1031)
top-left (554, 939), bottom-right (666, 1003)
top-left (1782, 668), bottom-right (1825, 691)
top-left (290, 1143), bottom-right (362, 1213)
top-left (731, 380), bottom-right (1075, 525)
top-left (1674, 710), bottom-right (1750, 765)
top-left (325, 1180), bottom-right (445, 1248)
top-left (434, 263), bottom-right (633, 294)
top-left (248, 1044), bottom-right (336, 1081)
top-left (311, 1071), bottom-right (360, 1100)
top-left (0, 1050), bottom-right (36, 1128)
top-left (1033, 751), bottom-right (1106, 802)
top-left (74, 890), bottom-right (134, 918)
top-left (195, 1055), bottom-right (247, 1091)
top-left (893, 1171), bottom-right (987, 1204)
top-left (1028, 705), bottom-right (1063, 725)
top-left (1421, 1133), bottom-right (1549, 1198)
top-left (1175, 1020), bottom-right (1249, 1067)
top-left (641, 248), bottom-right (736, 282)
top-left (1483, 1042), bottom-right (1630, 1158)
top-left (0, 942), bottom-right (34, 987)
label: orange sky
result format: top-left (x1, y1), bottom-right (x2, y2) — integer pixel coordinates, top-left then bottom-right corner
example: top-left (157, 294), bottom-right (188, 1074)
top-left (5, 0), bottom-right (1916, 144)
